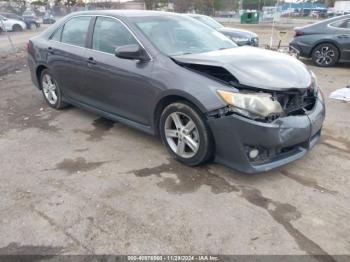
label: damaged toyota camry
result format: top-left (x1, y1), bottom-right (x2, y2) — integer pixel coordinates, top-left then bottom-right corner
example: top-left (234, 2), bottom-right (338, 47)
top-left (27, 10), bottom-right (325, 173)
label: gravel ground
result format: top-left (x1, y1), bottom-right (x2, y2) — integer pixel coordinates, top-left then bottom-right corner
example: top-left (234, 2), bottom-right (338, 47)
top-left (0, 23), bottom-right (349, 259)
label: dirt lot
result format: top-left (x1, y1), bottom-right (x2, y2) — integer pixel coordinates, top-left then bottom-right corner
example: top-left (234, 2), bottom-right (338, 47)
top-left (0, 23), bottom-right (350, 259)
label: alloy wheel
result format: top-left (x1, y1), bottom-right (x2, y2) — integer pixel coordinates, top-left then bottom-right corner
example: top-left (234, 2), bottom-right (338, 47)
top-left (42, 74), bottom-right (58, 105)
top-left (164, 112), bottom-right (200, 159)
top-left (314, 45), bottom-right (336, 66)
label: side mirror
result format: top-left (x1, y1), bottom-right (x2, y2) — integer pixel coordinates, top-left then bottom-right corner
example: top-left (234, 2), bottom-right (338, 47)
top-left (115, 44), bottom-right (150, 61)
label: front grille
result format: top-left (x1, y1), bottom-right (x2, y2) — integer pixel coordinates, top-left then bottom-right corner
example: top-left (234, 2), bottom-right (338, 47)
top-left (274, 88), bottom-right (317, 116)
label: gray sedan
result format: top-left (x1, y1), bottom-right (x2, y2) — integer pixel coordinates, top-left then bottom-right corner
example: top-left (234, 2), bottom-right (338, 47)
top-left (290, 14), bottom-right (350, 67)
top-left (27, 11), bottom-right (324, 173)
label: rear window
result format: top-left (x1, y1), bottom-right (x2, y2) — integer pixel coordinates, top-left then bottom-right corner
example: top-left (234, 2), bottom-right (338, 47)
top-left (61, 16), bottom-right (91, 47)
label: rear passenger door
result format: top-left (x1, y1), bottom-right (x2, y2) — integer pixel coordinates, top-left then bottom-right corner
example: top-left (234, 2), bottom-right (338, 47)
top-left (47, 16), bottom-right (92, 101)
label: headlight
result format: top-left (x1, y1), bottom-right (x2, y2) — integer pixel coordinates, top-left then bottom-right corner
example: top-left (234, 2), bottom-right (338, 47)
top-left (217, 90), bottom-right (283, 119)
top-left (310, 70), bottom-right (324, 102)
top-left (310, 70), bottom-right (318, 89)
top-left (231, 37), bottom-right (250, 43)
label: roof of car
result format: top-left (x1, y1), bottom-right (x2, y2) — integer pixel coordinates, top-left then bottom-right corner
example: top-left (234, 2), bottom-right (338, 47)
top-left (185, 13), bottom-right (206, 17)
top-left (67, 10), bottom-right (182, 18)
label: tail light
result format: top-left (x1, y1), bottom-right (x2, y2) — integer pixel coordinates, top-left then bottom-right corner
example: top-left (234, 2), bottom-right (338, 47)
top-left (294, 31), bottom-right (304, 37)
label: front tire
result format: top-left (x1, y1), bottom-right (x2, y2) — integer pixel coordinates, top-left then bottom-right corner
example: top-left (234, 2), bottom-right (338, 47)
top-left (312, 43), bottom-right (339, 67)
top-left (40, 69), bottom-right (67, 109)
top-left (12, 24), bottom-right (23, 32)
top-left (159, 102), bottom-right (213, 166)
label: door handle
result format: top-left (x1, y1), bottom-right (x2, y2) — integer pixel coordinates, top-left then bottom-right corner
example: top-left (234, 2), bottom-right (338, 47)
top-left (87, 57), bottom-right (96, 65)
top-left (47, 46), bottom-right (54, 54)
top-left (338, 35), bottom-right (349, 39)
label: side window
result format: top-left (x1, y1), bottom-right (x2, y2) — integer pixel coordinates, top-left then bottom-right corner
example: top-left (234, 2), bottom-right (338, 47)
top-left (92, 17), bottom-right (137, 54)
top-left (61, 16), bottom-right (91, 47)
top-left (331, 19), bottom-right (350, 29)
top-left (51, 27), bottom-right (62, 41)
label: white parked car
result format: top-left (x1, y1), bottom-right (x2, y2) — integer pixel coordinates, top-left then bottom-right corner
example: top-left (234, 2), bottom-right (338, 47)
top-left (0, 15), bottom-right (26, 32)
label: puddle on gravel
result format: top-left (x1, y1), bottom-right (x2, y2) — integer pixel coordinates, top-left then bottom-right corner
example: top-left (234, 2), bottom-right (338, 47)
top-left (320, 135), bottom-right (350, 155)
top-left (280, 170), bottom-right (337, 195)
top-left (52, 157), bottom-right (106, 174)
top-left (1, 98), bottom-right (61, 135)
top-left (128, 161), bottom-right (336, 260)
top-left (240, 187), bottom-right (335, 261)
top-left (75, 117), bottom-right (116, 141)
top-left (128, 159), bottom-right (239, 194)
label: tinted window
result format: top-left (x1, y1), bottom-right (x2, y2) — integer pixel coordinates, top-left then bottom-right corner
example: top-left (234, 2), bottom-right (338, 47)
top-left (331, 19), bottom-right (350, 29)
top-left (92, 17), bottom-right (137, 54)
top-left (61, 16), bottom-right (91, 47)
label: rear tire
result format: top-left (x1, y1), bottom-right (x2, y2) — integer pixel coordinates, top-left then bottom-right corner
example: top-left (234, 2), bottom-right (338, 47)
top-left (40, 69), bottom-right (67, 110)
top-left (312, 43), bottom-right (339, 67)
top-left (159, 102), bottom-right (213, 166)
top-left (29, 23), bottom-right (37, 30)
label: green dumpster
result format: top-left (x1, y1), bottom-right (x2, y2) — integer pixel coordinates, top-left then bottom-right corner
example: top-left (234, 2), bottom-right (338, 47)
top-left (240, 11), bottom-right (260, 24)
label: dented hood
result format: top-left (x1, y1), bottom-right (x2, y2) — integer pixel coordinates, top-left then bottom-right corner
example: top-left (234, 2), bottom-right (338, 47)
top-left (172, 46), bottom-right (312, 91)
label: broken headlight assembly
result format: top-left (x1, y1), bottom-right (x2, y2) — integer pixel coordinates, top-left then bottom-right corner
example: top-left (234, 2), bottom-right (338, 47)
top-left (310, 70), bottom-right (324, 102)
top-left (217, 90), bottom-right (283, 120)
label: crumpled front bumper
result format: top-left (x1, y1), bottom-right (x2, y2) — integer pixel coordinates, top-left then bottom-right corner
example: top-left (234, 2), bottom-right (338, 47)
top-left (208, 94), bottom-right (325, 174)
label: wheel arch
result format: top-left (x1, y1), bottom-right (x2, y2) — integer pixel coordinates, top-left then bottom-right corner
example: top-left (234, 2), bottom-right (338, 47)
top-left (12, 23), bottom-right (23, 31)
top-left (153, 92), bottom-right (207, 136)
top-left (36, 65), bottom-right (48, 89)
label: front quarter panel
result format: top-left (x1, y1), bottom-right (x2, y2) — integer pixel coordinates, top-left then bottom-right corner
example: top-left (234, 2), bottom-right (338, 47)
top-left (149, 57), bottom-right (228, 119)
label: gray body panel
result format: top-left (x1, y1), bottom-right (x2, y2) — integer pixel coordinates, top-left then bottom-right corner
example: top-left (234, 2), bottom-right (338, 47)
top-left (28, 10), bottom-right (325, 173)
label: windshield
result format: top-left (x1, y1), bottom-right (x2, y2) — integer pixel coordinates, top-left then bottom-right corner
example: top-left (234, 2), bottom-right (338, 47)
top-left (130, 15), bottom-right (235, 56)
top-left (193, 16), bottom-right (223, 30)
